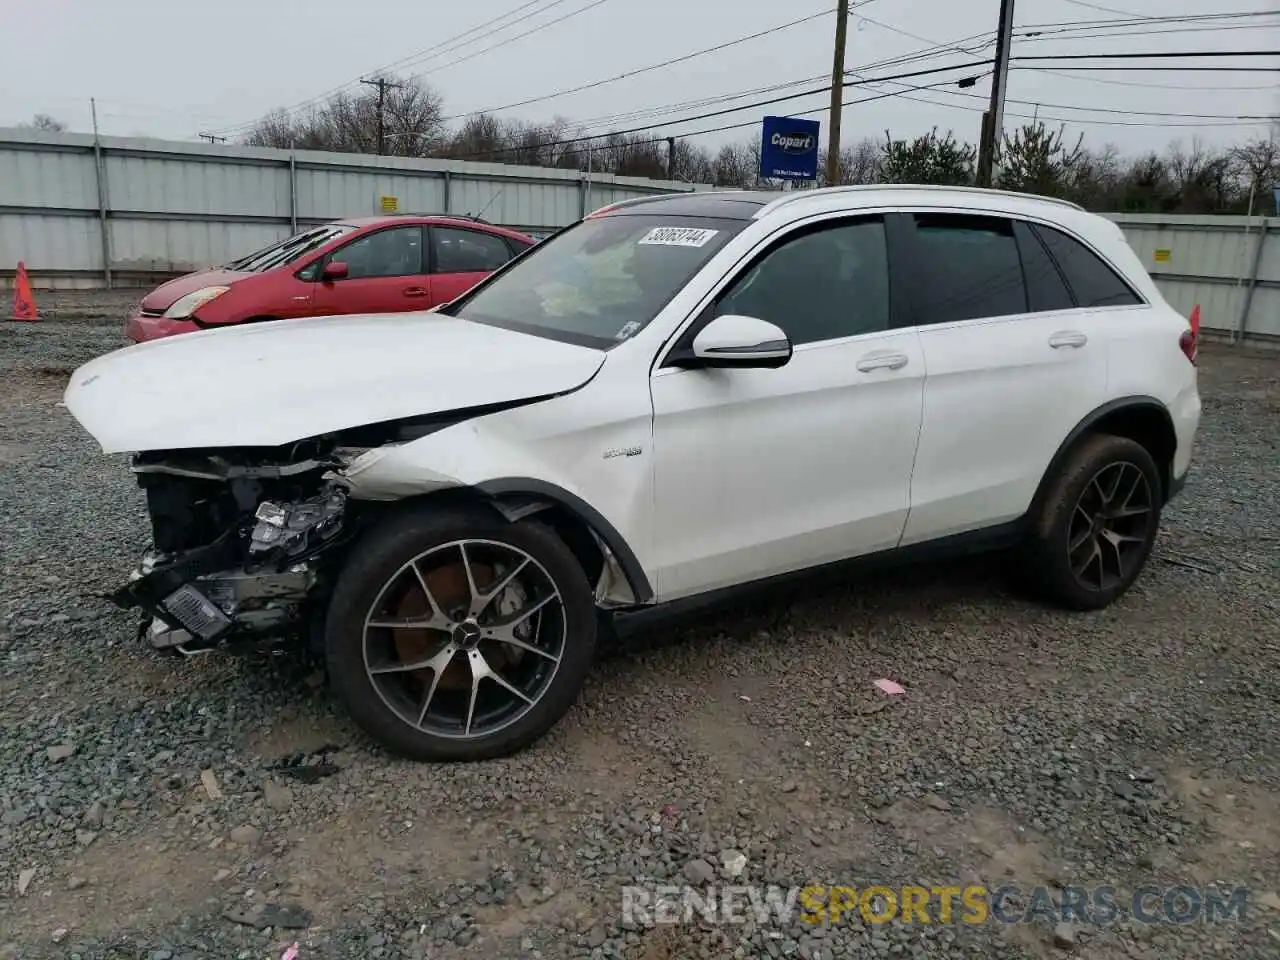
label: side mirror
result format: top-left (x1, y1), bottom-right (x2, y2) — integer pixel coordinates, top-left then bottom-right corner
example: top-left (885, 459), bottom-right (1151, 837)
top-left (322, 261), bottom-right (349, 281)
top-left (685, 314), bottom-right (792, 369)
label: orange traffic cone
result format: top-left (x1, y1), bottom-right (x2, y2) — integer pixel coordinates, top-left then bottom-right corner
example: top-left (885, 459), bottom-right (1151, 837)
top-left (10, 261), bottom-right (37, 321)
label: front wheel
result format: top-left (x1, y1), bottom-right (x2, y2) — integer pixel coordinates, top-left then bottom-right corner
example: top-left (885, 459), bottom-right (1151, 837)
top-left (324, 505), bottom-right (597, 762)
top-left (1020, 433), bottom-right (1163, 611)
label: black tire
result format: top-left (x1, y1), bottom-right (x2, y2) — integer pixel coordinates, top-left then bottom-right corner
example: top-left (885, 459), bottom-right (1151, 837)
top-left (324, 503), bottom-right (597, 762)
top-left (1020, 433), bottom-right (1162, 611)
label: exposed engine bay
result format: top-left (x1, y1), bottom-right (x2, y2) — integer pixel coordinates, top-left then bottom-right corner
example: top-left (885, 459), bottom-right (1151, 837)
top-left (116, 442), bottom-right (360, 654)
top-left (114, 436), bottom-right (639, 656)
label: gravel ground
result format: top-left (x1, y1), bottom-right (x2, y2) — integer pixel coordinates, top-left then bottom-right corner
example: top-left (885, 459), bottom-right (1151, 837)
top-left (1, 295), bottom-right (1278, 960)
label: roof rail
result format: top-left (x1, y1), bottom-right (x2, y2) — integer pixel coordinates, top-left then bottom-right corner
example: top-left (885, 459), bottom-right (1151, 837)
top-left (391, 212), bottom-right (492, 224)
top-left (753, 184), bottom-right (1086, 219)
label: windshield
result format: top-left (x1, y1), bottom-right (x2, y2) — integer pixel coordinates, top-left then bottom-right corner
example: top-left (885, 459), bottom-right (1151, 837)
top-left (226, 224), bottom-right (354, 272)
top-left (448, 214), bottom-right (747, 348)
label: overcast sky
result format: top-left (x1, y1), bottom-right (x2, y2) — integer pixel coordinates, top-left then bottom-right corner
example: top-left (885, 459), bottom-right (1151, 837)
top-left (3, 0), bottom-right (1277, 159)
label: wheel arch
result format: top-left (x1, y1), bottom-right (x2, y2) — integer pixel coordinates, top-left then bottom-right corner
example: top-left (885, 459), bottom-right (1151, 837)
top-left (1029, 396), bottom-right (1178, 520)
top-left (470, 478), bottom-right (655, 606)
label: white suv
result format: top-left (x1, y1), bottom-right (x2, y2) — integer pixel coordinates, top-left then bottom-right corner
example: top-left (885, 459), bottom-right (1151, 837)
top-left (65, 185), bottom-right (1201, 762)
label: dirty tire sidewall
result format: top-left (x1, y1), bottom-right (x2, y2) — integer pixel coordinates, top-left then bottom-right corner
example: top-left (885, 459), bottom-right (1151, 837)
top-left (324, 505), bottom-right (597, 762)
top-left (1022, 433), bottom-right (1163, 611)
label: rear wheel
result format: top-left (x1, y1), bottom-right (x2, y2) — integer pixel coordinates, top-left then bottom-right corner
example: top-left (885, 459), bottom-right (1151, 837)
top-left (324, 505), bottom-right (596, 761)
top-left (1021, 433), bottom-right (1162, 610)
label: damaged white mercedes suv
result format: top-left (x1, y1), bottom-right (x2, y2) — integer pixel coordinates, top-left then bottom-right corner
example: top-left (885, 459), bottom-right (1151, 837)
top-left (65, 185), bottom-right (1201, 762)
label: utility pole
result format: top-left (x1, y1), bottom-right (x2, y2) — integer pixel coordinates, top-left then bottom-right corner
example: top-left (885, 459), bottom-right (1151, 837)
top-left (197, 132), bottom-right (227, 143)
top-left (976, 0), bottom-right (1016, 187)
top-left (825, 0), bottom-right (850, 185)
top-left (361, 76), bottom-right (403, 156)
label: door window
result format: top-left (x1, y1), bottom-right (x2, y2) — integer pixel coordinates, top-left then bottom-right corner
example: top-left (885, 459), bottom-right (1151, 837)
top-left (714, 217), bottom-right (890, 345)
top-left (433, 227), bottom-right (514, 274)
top-left (909, 214), bottom-right (1027, 324)
top-left (1031, 224), bottom-right (1143, 307)
top-left (1014, 221), bottom-right (1074, 313)
top-left (328, 227), bottom-right (423, 279)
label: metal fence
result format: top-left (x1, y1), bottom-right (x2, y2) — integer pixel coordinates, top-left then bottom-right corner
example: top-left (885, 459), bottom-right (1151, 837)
top-left (0, 128), bottom-right (702, 289)
top-left (1107, 213), bottom-right (1279, 346)
top-left (1, 128), bottom-right (1276, 346)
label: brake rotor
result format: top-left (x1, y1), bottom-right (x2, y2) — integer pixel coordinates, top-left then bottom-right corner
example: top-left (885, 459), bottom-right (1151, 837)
top-left (390, 558), bottom-right (528, 693)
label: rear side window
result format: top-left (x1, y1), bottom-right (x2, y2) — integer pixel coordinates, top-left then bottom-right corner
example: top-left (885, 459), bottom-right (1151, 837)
top-left (908, 213), bottom-right (1027, 324)
top-left (1032, 224), bottom-right (1143, 308)
top-left (433, 227), bottom-right (514, 274)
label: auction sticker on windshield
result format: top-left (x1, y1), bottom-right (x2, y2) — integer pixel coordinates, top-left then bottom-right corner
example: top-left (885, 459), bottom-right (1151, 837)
top-left (638, 226), bottom-right (720, 248)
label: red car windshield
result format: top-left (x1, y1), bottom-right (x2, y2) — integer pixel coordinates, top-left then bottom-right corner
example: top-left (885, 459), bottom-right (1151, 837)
top-left (226, 225), bottom-right (354, 273)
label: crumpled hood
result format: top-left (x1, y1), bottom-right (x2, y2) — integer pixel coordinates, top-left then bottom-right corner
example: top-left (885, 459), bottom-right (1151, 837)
top-left (64, 312), bottom-right (605, 453)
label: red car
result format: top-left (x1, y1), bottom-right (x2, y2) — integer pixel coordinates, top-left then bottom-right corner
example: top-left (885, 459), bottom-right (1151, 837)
top-left (124, 215), bottom-right (536, 343)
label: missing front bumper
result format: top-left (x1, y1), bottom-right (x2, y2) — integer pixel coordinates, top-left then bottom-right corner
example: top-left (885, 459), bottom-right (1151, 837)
top-left (113, 487), bottom-right (349, 650)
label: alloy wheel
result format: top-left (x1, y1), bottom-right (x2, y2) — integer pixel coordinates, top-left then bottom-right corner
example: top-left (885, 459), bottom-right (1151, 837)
top-left (1066, 461), bottom-right (1154, 592)
top-left (361, 539), bottom-right (566, 740)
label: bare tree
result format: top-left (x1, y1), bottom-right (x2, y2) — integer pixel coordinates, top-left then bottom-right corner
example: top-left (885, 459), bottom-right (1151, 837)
top-left (1165, 138), bottom-right (1237, 214)
top-left (711, 142), bottom-right (755, 187)
top-left (19, 113), bottom-right (67, 133)
top-left (244, 75), bottom-right (444, 156)
top-left (1231, 136), bottom-right (1280, 211)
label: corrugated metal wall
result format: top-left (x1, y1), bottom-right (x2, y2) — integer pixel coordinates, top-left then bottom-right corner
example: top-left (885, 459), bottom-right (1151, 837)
top-left (1107, 213), bottom-right (1277, 343)
top-left (2, 127), bottom-right (1275, 344)
top-left (0, 128), bottom-right (703, 288)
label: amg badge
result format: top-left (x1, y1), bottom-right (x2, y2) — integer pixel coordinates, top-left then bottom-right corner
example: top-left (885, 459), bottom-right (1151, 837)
top-left (602, 445), bottom-right (643, 460)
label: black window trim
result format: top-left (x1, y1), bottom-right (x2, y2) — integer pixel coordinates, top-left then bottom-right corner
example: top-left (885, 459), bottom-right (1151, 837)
top-left (310, 224), bottom-right (428, 281)
top-left (890, 207), bottom-right (1149, 329)
top-left (428, 223), bottom-right (516, 276)
top-left (657, 210), bottom-right (911, 371)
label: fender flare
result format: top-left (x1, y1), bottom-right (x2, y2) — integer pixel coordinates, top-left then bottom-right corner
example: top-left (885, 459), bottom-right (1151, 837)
top-left (473, 477), bottom-right (655, 605)
top-left (1028, 395), bottom-right (1176, 518)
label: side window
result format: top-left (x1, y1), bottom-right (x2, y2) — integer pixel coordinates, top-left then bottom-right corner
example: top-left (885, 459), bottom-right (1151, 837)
top-left (909, 213), bottom-right (1026, 324)
top-left (1032, 224), bottom-right (1143, 308)
top-left (1013, 221), bottom-right (1074, 313)
top-left (328, 227), bottom-right (423, 279)
top-left (714, 217), bottom-right (890, 346)
top-left (504, 236), bottom-right (533, 258)
top-left (433, 227), bottom-right (514, 274)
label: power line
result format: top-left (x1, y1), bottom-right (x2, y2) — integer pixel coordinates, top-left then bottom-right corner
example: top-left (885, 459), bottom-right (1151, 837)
top-left (455, 10), bottom-right (1276, 131)
top-left (1058, 0), bottom-right (1155, 18)
top-left (452, 50), bottom-right (1280, 161)
top-left (438, 6), bottom-right (838, 122)
top-left (854, 12), bottom-right (1280, 92)
top-left (408, 0), bottom-right (618, 81)
top-left (357, 0), bottom-right (561, 78)
top-left (455, 60), bottom-right (998, 159)
top-left (205, 0), bottom-right (564, 137)
top-left (1020, 66), bottom-right (1276, 91)
top-left (857, 74), bottom-right (1276, 128)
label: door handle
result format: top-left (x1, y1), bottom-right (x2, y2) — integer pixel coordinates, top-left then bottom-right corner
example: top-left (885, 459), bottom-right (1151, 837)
top-left (403, 286), bottom-right (428, 298)
top-left (1049, 330), bottom-right (1088, 349)
top-left (856, 351), bottom-right (909, 372)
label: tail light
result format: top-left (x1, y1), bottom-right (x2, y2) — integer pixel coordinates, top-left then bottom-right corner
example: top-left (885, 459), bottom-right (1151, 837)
top-left (1179, 304), bottom-right (1200, 365)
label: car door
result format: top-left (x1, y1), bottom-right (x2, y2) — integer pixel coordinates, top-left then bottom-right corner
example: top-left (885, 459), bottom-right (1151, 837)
top-left (649, 214), bottom-right (926, 601)
top-left (429, 225), bottom-right (519, 305)
top-left (898, 210), bottom-right (1112, 545)
top-left (310, 225), bottom-right (430, 316)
